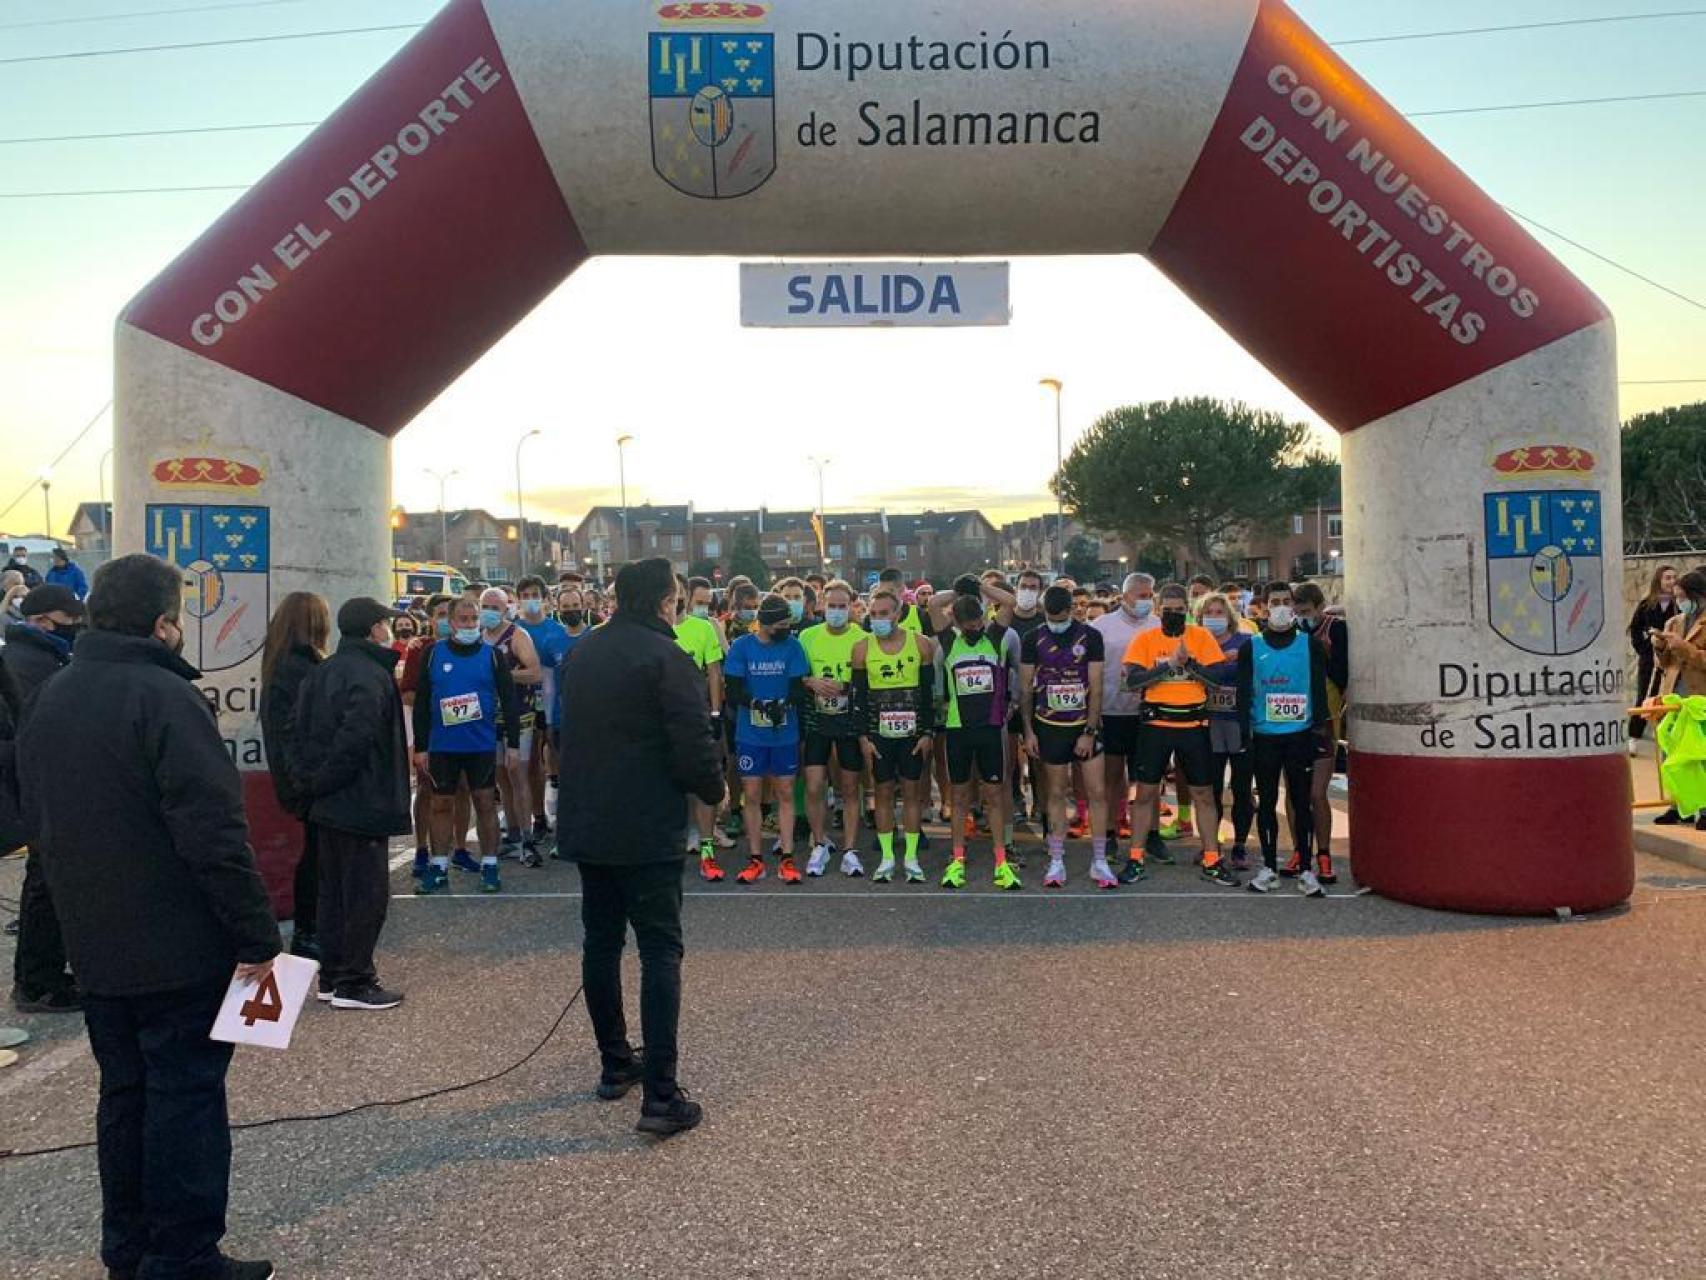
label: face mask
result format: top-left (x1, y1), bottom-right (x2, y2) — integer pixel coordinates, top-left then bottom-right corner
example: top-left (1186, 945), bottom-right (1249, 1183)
top-left (738, 608), bottom-right (758, 624)
top-left (479, 608), bottom-right (503, 630)
top-left (787, 599), bottom-right (805, 622)
top-left (1682, 599), bottom-right (1699, 617)
top-left (825, 606), bottom-right (850, 628)
top-left (961, 627), bottom-right (984, 643)
top-left (435, 618), bottom-right (451, 639)
top-left (871, 618), bottom-right (895, 638)
top-left (1298, 615), bottom-right (1317, 633)
top-left (1016, 588), bottom-right (1039, 610)
top-left (453, 626), bottom-right (481, 645)
top-left (562, 610), bottom-right (584, 627)
top-left (1126, 598), bottom-right (1154, 620)
top-left (1267, 605), bottom-right (1296, 631)
top-left (57, 622), bottom-right (85, 646)
top-left (395, 631), bottom-right (415, 643)
top-left (1046, 619), bottom-right (1073, 635)
top-left (692, 605), bottom-right (710, 619)
top-left (1203, 616), bottom-right (1229, 636)
top-left (1160, 610), bottom-right (1187, 637)
top-left (522, 599), bottom-right (544, 619)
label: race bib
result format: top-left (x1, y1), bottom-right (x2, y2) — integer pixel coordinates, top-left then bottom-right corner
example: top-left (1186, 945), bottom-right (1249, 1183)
top-left (1208, 685), bottom-right (1238, 713)
top-left (878, 709), bottom-right (918, 739)
top-left (440, 692), bottom-right (483, 726)
top-left (1045, 681), bottom-right (1087, 714)
top-left (815, 687), bottom-right (851, 715)
top-left (954, 665), bottom-right (995, 697)
top-left (1265, 692), bottom-right (1308, 724)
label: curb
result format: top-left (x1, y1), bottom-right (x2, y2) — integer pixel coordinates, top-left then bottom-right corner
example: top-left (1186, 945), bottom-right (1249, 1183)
top-left (1632, 825), bottom-right (1706, 874)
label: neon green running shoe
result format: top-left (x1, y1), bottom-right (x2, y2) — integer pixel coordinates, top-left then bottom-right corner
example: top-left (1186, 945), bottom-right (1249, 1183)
top-left (904, 858), bottom-right (926, 884)
top-left (993, 862), bottom-right (1022, 891)
top-left (941, 859), bottom-right (967, 890)
top-left (872, 857), bottom-right (896, 883)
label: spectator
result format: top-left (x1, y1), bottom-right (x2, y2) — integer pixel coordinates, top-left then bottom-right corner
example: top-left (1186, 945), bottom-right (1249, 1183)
top-left (2, 569), bottom-right (27, 627)
top-left (17, 553), bottom-right (280, 1280)
top-left (7, 544), bottom-right (41, 590)
top-left (1651, 569), bottom-right (1706, 830)
top-left (45, 546), bottom-right (89, 600)
top-left (0, 663), bottom-right (22, 858)
top-left (1628, 565), bottom-right (1678, 745)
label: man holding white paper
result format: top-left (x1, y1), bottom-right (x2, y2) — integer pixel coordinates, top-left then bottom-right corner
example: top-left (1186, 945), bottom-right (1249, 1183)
top-left (18, 553), bottom-right (281, 1280)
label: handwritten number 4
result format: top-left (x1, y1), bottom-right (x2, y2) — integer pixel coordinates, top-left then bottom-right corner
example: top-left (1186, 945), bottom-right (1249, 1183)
top-left (239, 972), bottom-right (285, 1027)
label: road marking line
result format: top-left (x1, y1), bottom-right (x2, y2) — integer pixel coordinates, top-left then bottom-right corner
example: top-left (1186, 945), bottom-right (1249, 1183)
top-left (393, 890), bottom-right (1363, 902)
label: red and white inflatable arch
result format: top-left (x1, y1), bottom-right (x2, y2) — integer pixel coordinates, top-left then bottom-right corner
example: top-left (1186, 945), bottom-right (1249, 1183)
top-left (116, 0), bottom-right (1631, 914)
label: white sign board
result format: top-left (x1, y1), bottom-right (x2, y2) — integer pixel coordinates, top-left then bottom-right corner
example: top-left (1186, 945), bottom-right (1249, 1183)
top-left (740, 262), bottom-right (1010, 328)
top-left (210, 954), bottom-right (318, 1051)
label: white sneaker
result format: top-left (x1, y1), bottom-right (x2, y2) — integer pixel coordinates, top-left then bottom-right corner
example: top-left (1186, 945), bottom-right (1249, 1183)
top-left (711, 826), bottom-right (736, 849)
top-left (1089, 856), bottom-right (1118, 889)
top-left (805, 843), bottom-right (833, 877)
top-left (1627, 738), bottom-right (1640, 758)
top-left (1247, 866), bottom-right (1281, 894)
top-left (1299, 869), bottom-right (1326, 898)
top-left (840, 850), bottom-right (865, 877)
top-left (872, 857), bottom-right (896, 883)
top-left (1043, 857), bottom-right (1067, 888)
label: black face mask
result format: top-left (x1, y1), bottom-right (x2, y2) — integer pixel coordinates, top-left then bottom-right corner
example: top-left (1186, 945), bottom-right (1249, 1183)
top-left (561, 610), bottom-right (584, 627)
top-left (961, 626), bottom-right (985, 643)
top-left (1160, 610), bottom-right (1187, 637)
top-left (55, 622), bottom-right (84, 647)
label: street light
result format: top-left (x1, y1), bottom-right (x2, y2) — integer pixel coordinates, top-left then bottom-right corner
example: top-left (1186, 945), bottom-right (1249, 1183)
top-left (39, 468), bottom-right (52, 543)
top-left (515, 428), bottom-right (542, 578)
top-left (1040, 378), bottom-right (1064, 577)
top-left (616, 434), bottom-right (634, 568)
top-left (424, 467), bottom-right (460, 565)
top-left (97, 448), bottom-right (113, 551)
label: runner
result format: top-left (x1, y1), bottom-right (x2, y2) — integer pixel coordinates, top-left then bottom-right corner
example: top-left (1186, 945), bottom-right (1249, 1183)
top-left (1020, 586), bottom-right (1115, 889)
top-left (723, 594), bottom-right (810, 884)
top-left (515, 576), bottom-right (569, 850)
top-left (398, 593), bottom-right (453, 876)
top-left (1187, 574), bottom-right (1216, 618)
top-left (934, 592), bottom-right (1022, 890)
top-left (1199, 592), bottom-right (1255, 870)
top-left (1239, 583), bottom-right (1331, 897)
top-left (479, 586), bottom-right (544, 865)
top-left (853, 588), bottom-right (936, 883)
top-left (1119, 583), bottom-right (1237, 886)
top-left (412, 596), bottom-right (521, 894)
top-left (674, 574), bottom-right (732, 880)
top-left (799, 580), bottom-right (866, 877)
top-left (1001, 568), bottom-right (1049, 825)
top-left (1292, 581), bottom-right (1344, 884)
top-left (1092, 573), bottom-right (1160, 865)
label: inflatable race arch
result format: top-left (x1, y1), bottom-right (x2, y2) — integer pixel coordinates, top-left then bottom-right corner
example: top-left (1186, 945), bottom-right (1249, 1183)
top-left (114, 0), bottom-right (1633, 915)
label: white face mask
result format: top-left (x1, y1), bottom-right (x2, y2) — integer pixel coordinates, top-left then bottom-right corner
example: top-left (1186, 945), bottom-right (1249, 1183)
top-left (1016, 588), bottom-right (1039, 610)
top-left (1125, 598), bottom-right (1154, 620)
top-left (1267, 605), bottom-right (1296, 631)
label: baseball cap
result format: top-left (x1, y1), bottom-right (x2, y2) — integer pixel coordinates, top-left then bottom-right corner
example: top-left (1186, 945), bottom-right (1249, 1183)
top-left (337, 596), bottom-right (404, 637)
top-left (20, 584), bottom-right (84, 619)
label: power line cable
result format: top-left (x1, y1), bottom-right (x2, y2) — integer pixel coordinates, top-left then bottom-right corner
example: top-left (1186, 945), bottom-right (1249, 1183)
top-left (0, 184), bottom-right (249, 198)
top-left (0, 401), bottom-right (112, 524)
top-left (1621, 378), bottom-right (1706, 385)
top-left (1412, 88), bottom-right (1706, 118)
top-left (0, 0), bottom-right (323, 32)
top-left (1335, 9), bottom-right (1706, 46)
top-left (1507, 209), bottom-right (1706, 313)
top-left (0, 22), bottom-right (420, 65)
top-left (0, 121), bottom-right (317, 146)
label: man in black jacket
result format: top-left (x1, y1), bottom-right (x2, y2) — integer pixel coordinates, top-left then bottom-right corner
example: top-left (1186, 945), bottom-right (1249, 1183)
top-left (4, 583), bottom-right (84, 1013)
top-left (561, 557), bottom-right (724, 1137)
top-left (290, 597), bottom-right (412, 1011)
top-left (18, 553), bottom-right (279, 1280)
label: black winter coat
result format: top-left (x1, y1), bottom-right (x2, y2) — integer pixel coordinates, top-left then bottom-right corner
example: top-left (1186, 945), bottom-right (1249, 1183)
top-left (0, 664), bottom-right (21, 853)
top-left (0, 622), bottom-right (71, 715)
top-left (290, 636), bottom-right (412, 838)
top-left (17, 630), bottom-right (279, 996)
top-left (260, 644), bottom-right (321, 819)
top-left (559, 611), bottom-right (725, 865)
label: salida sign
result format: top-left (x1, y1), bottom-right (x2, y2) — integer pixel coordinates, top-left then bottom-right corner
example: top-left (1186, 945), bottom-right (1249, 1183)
top-left (740, 261), bottom-right (1009, 327)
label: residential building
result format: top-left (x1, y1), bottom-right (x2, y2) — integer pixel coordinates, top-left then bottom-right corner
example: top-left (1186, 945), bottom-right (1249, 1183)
top-left (69, 502), bottom-right (114, 553)
top-left (1228, 492), bottom-right (1345, 582)
top-left (391, 508), bottom-right (568, 585)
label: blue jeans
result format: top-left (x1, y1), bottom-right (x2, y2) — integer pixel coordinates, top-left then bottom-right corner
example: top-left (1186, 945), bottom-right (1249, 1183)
top-left (82, 981), bottom-right (235, 1279)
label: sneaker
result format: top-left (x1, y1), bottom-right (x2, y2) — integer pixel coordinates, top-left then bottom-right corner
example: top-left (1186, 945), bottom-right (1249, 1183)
top-left (778, 855), bottom-right (803, 884)
top-left (12, 984), bottom-right (82, 1014)
top-left (416, 866), bottom-right (449, 895)
top-left (518, 843), bottom-right (544, 869)
top-left (711, 825), bottom-right (737, 849)
top-left (722, 811), bottom-right (746, 839)
top-left (1315, 852), bottom-right (1338, 885)
top-left (451, 849), bottom-right (482, 875)
top-left (904, 858), bottom-right (927, 884)
top-left (1228, 844), bottom-right (1251, 873)
top-left (1066, 817), bottom-right (1089, 839)
top-left (1117, 819), bottom-right (1133, 841)
top-left (1655, 807), bottom-right (1682, 826)
top-left (501, 830), bottom-right (523, 856)
top-left (872, 857), bottom-right (896, 883)
top-left (216, 1259), bottom-right (276, 1280)
top-left (840, 850), bottom-right (865, 877)
top-left (1202, 860), bottom-right (1240, 888)
top-left (941, 859), bottom-right (967, 890)
top-left (316, 977), bottom-right (334, 1003)
top-left (330, 983), bottom-right (404, 1011)
top-left (1145, 831), bottom-right (1173, 865)
top-left (993, 862), bottom-right (1022, 891)
top-left (1158, 816), bottom-right (1182, 840)
top-left (480, 863), bottom-right (502, 893)
top-left (1043, 857), bottom-right (1066, 888)
top-left (699, 852), bottom-right (726, 883)
top-left (637, 1088), bottom-right (704, 1137)
top-left (1280, 851), bottom-right (1303, 878)
top-left (735, 856), bottom-right (766, 885)
top-left (597, 1058), bottom-right (644, 1100)
top-left (1299, 869), bottom-right (1327, 898)
top-left (1089, 857), bottom-right (1119, 890)
top-left (1117, 857), bottom-right (1148, 885)
top-left (532, 815), bottom-right (552, 840)
top-left (1247, 867), bottom-right (1281, 894)
top-left (805, 843), bottom-right (833, 877)
top-left (411, 849), bottom-right (429, 879)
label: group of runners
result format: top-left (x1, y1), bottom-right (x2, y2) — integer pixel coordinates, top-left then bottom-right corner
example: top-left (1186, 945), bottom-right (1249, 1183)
top-left (382, 563), bottom-right (1349, 896)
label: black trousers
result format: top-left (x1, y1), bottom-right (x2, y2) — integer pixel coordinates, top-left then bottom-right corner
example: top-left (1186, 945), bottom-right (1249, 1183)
top-left (579, 860), bottom-right (684, 1102)
top-left (13, 846), bottom-right (72, 998)
top-left (1252, 732), bottom-right (1315, 870)
top-left (1630, 653), bottom-right (1657, 739)
top-left (82, 980), bottom-right (234, 1280)
top-left (1213, 749), bottom-right (1256, 847)
top-left (316, 826), bottom-right (390, 993)
top-left (291, 820), bottom-right (319, 937)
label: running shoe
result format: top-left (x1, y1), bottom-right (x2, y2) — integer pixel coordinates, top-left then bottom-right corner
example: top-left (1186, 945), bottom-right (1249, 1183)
top-left (1145, 831), bottom-right (1173, 865)
top-left (735, 856), bottom-right (766, 885)
top-left (711, 826), bottom-right (736, 849)
top-left (723, 811), bottom-right (746, 838)
top-left (411, 850), bottom-right (429, 880)
top-left (480, 863), bottom-right (502, 893)
top-left (519, 843), bottom-right (544, 869)
top-left (1299, 869), bottom-right (1327, 898)
top-left (1201, 861), bottom-right (1240, 887)
top-left (451, 849), bottom-right (481, 875)
top-left (1315, 852), bottom-right (1338, 885)
top-left (699, 850), bottom-right (725, 882)
top-left (1117, 818), bottom-right (1133, 841)
top-left (501, 830), bottom-right (523, 856)
top-left (963, 813), bottom-right (977, 841)
top-left (904, 858), bottom-right (927, 884)
top-left (993, 862), bottom-right (1022, 891)
top-left (1067, 817), bottom-right (1090, 839)
top-left (1117, 856), bottom-right (1148, 885)
top-left (416, 866), bottom-right (449, 895)
top-left (872, 857), bottom-right (896, 883)
top-left (778, 855), bottom-right (803, 884)
top-left (1158, 815), bottom-right (1183, 840)
top-left (1043, 857), bottom-right (1066, 889)
top-left (532, 815), bottom-right (552, 840)
top-left (1247, 866), bottom-right (1280, 894)
top-left (1280, 851), bottom-right (1303, 878)
top-left (1089, 857), bottom-right (1119, 890)
top-left (840, 850), bottom-right (865, 877)
top-left (941, 859), bottom-right (967, 890)
top-left (1228, 844), bottom-right (1251, 873)
top-left (806, 843), bottom-right (833, 878)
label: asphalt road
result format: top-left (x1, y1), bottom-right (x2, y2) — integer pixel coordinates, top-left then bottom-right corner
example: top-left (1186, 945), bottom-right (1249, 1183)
top-left (4, 835), bottom-right (1705, 1280)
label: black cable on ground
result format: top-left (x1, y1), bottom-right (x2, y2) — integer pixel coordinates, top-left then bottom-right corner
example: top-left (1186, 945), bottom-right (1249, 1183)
top-left (0, 984), bottom-right (583, 1162)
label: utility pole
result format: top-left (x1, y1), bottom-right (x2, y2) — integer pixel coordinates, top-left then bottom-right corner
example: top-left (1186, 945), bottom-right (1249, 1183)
top-left (516, 429), bottom-right (541, 578)
top-left (1040, 378), bottom-right (1064, 576)
top-left (425, 467), bottom-right (459, 565)
top-left (617, 434), bottom-right (634, 569)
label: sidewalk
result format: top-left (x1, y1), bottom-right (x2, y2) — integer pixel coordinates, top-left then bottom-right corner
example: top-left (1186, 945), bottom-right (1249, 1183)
top-left (1627, 736), bottom-right (1706, 872)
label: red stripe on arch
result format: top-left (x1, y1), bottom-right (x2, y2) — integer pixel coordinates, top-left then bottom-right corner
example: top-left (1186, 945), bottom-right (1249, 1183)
top-left (1150, 0), bottom-right (1608, 432)
top-left (123, 0), bottom-right (586, 436)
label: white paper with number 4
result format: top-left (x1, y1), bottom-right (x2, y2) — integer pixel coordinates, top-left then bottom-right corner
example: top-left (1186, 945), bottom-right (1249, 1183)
top-left (210, 954), bottom-right (318, 1050)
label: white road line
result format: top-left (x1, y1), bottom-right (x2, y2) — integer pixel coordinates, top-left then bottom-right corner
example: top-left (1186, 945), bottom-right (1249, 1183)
top-left (0, 1038), bottom-right (88, 1100)
top-left (393, 890), bottom-right (1362, 902)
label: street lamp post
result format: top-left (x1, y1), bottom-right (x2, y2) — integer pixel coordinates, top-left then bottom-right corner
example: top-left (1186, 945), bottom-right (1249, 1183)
top-left (1040, 378), bottom-right (1064, 577)
top-left (515, 429), bottom-right (542, 578)
top-left (40, 470), bottom-right (52, 543)
top-left (97, 448), bottom-right (113, 551)
top-left (425, 467), bottom-right (460, 565)
top-left (807, 455), bottom-right (830, 572)
top-left (616, 434), bottom-right (634, 568)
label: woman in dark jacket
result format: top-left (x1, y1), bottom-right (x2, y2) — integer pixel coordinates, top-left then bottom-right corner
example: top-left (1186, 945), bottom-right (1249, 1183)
top-left (259, 592), bottom-right (332, 958)
top-left (1628, 564), bottom-right (1678, 744)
